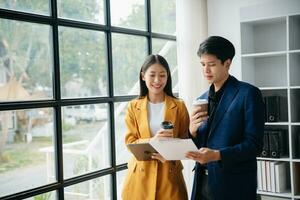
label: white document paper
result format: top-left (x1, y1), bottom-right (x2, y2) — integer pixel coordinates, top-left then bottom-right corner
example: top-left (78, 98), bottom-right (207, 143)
top-left (149, 138), bottom-right (198, 160)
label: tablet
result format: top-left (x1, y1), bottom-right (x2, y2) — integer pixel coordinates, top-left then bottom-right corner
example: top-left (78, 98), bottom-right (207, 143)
top-left (127, 142), bottom-right (157, 161)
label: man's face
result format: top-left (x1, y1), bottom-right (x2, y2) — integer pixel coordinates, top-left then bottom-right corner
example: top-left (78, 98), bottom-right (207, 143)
top-left (200, 54), bottom-right (230, 88)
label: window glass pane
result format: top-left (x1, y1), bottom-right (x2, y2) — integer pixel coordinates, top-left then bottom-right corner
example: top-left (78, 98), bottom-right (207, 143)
top-left (0, 19), bottom-right (53, 101)
top-left (151, 0), bottom-right (176, 35)
top-left (64, 175), bottom-right (112, 200)
top-left (0, 0), bottom-right (50, 15)
top-left (0, 108), bottom-right (55, 197)
top-left (115, 102), bottom-right (130, 165)
top-left (59, 27), bottom-right (107, 98)
top-left (57, 0), bottom-right (104, 24)
top-left (24, 191), bottom-right (57, 200)
top-left (112, 33), bottom-right (147, 96)
top-left (152, 39), bottom-right (178, 92)
top-left (62, 104), bottom-right (110, 179)
top-left (110, 0), bottom-right (146, 30)
top-left (117, 170), bottom-right (126, 200)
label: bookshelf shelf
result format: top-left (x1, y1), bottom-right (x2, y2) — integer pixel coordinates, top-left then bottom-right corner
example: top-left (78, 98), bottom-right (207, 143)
top-left (241, 12), bottom-right (300, 200)
top-left (241, 51), bottom-right (286, 58)
top-left (242, 55), bottom-right (287, 87)
top-left (290, 86), bottom-right (300, 90)
top-left (289, 50), bottom-right (300, 54)
top-left (258, 191), bottom-right (292, 198)
top-left (265, 122), bottom-right (289, 126)
top-left (257, 157), bottom-right (291, 162)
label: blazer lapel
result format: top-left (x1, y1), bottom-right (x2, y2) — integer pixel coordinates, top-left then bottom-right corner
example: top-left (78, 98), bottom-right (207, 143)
top-left (209, 76), bottom-right (239, 135)
top-left (135, 97), bottom-right (152, 138)
top-left (136, 95), bottom-right (177, 138)
top-left (164, 95), bottom-right (178, 136)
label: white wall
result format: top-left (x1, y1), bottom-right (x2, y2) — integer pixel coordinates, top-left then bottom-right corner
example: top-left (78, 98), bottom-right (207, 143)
top-left (176, 0), bottom-right (208, 111)
top-left (207, 0), bottom-right (266, 79)
top-left (207, 0), bottom-right (300, 79)
top-left (176, 0), bottom-right (208, 196)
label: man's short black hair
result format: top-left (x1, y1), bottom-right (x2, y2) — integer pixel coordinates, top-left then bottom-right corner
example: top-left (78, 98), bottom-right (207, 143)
top-left (197, 36), bottom-right (235, 63)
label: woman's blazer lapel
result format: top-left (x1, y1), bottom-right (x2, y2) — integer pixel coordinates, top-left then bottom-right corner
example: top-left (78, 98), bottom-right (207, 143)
top-left (135, 97), bottom-right (152, 138)
top-left (164, 95), bottom-right (177, 120)
top-left (134, 95), bottom-right (178, 138)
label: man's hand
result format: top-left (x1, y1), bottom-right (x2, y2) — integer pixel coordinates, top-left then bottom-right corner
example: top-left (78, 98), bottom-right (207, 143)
top-left (185, 147), bottom-right (221, 164)
top-left (189, 106), bottom-right (208, 137)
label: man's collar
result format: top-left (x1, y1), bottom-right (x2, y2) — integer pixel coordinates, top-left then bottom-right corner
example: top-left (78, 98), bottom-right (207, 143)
top-left (209, 76), bottom-right (230, 100)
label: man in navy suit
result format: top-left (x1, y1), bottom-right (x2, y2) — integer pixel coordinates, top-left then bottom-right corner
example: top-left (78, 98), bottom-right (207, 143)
top-left (186, 36), bottom-right (265, 200)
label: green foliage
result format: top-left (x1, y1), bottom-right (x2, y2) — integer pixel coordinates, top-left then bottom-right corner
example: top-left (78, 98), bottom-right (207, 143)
top-left (110, 0), bottom-right (177, 94)
top-left (62, 121), bottom-right (74, 132)
top-left (57, 0), bottom-right (104, 23)
top-left (33, 192), bottom-right (52, 200)
top-left (73, 155), bottom-right (88, 175)
top-left (0, 0), bottom-right (49, 15)
top-left (151, 0), bottom-right (176, 34)
top-left (59, 27), bottom-right (106, 95)
top-left (112, 33), bottom-right (147, 95)
top-left (0, 19), bottom-right (52, 93)
top-left (152, 39), bottom-right (178, 86)
top-left (0, 0), bottom-right (176, 98)
top-left (0, 142), bottom-right (48, 174)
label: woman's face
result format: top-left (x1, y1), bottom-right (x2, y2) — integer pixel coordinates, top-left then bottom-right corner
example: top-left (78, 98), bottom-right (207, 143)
top-left (141, 63), bottom-right (168, 96)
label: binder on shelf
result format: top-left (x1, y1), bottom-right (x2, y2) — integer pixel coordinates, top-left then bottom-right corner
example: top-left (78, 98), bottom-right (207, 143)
top-left (270, 161), bottom-right (276, 193)
top-left (261, 160), bottom-right (267, 191)
top-left (297, 134), bottom-right (300, 158)
top-left (269, 129), bottom-right (288, 158)
top-left (274, 162), bottom-right (287, 193)
top-left (266, 161), bottom-right (271, 192)
top-left (261, 130), bottom-right (269, 157)
top-left (294, 163), bottom-right (300, 194)
top-left (261, 129), bottom-right (288, 158)
top-left (265, 96), bottom-right (281, 122)
top-left (257, 160), bottom-right (263, 191)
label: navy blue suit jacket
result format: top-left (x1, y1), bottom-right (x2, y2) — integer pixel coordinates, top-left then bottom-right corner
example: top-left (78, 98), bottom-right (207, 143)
top-left (191, 76), bottom-right (265, 200)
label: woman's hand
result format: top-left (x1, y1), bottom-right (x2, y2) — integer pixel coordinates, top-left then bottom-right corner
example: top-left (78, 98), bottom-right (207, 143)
top-left (153, 128), bottom-right (173, 139)
top-left (151, 128), bottom-right (172, 162)
top-left (151, 153), bottom-right (166, 163)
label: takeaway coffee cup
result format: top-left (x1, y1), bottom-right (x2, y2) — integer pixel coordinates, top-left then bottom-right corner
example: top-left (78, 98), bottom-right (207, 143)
top-left (160, 121), bottom-right (174, 129)
top-left (160, 121), bottom-right (174, 138)
top-left (192, 99), bottom-right (208, 112)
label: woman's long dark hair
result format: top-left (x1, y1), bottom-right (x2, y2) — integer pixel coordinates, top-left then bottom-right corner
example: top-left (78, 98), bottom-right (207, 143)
top-left (139, 54), bottom-right (175, 98)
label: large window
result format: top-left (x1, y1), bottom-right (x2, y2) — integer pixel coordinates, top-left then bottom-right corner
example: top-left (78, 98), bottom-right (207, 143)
top-left (0, 0), bottom-right (177, 199)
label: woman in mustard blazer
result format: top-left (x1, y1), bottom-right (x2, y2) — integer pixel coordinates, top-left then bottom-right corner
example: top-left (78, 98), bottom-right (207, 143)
top-left (121, 54), bottom-right (189, 200)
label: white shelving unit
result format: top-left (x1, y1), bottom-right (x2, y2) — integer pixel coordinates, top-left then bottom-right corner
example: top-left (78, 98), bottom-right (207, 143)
top-left (241, 14), bottom-right (300, 200)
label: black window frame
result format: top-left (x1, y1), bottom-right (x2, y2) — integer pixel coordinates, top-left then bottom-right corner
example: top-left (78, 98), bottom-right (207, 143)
top-left (0, 0), bottom-right (177, 199)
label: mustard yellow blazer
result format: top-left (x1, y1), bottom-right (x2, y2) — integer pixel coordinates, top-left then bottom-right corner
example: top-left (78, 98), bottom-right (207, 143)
top-left (121, 95), bottom-right (190, 200)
